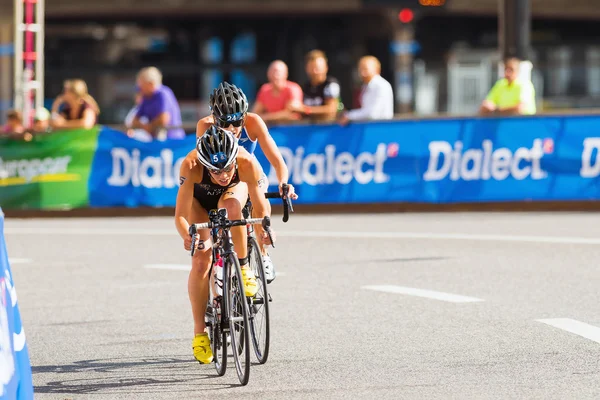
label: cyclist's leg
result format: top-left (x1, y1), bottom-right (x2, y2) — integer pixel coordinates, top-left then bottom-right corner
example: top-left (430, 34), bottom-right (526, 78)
top-left (218, 182), bottom-right (249, 259)
top-left (252, 170), bottom-right (269, 253)
top-left (218, 183), bottom-right (257, 296)
top-left (188, 198), bottom-right (214, 363)
top-left (252, 167), bottom-right (276, 283)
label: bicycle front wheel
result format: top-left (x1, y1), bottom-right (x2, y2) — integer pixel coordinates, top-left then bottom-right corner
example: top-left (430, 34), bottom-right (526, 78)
top-left (226, 254), bottom-right (251, 385)
top-left (208, 296), bottom-right (227, 376)
top-left (248, 237), bottom-right (270, 364)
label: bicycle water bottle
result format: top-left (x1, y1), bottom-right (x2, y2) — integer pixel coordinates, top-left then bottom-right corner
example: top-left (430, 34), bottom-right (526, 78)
top-left (214, 254), bottom-right (224, 297)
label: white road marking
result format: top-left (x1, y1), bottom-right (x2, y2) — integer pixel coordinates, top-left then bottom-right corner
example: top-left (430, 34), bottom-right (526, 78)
top-left (115, 281), bottom-right (181, 289)
top-left (5, 227), bottom-right (174, 236)
top-left (537, 318), bottom-right (600, 344)
top-left (362, 285), bottom-right (484, 303)
top-left (145, 264), bottom-right (190, 271)
top-left (8, 258), bottom-right (32, 264)
top-left (5, 227), bottom-right (600, 246)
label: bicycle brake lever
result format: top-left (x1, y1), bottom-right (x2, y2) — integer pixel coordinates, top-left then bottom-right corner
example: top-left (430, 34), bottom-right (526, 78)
top-left (280, 184), bottom-right (290, 223)
top-left (262, 216), bottom-right (271, 230)
top-left (190, 233), bottom-right (197, 257)
top-left (262, 216), bottom-right (275, 248)
top-left (267, 230), bottom-right (275, 249)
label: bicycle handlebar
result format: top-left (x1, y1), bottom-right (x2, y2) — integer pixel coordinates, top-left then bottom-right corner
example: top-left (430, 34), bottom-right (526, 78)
top-left (189, 217), bottom-right (269, 233)
top-left (188, 216), bottom-right (272, 256)
top-left (264, 183), bottom-right (294, 223)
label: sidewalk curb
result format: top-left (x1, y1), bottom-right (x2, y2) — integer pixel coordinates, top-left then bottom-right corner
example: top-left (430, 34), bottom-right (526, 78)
top-left (3, 201), bottom-right (600, 219)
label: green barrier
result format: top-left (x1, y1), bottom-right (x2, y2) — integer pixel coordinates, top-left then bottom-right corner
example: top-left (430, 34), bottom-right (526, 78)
top-left (0, 127), bottom-right (100, 210)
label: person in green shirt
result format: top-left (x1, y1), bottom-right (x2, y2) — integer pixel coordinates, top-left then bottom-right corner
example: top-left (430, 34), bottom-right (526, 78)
top-left (480, 57), bottom-right (536, 116)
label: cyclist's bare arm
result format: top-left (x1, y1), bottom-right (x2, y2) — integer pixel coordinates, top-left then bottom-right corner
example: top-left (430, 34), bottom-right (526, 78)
top-left (238, 152), bottom-right (273, 242)
top-left (195, 116), bottom-right (214, 138)
top-left (175, 154), bottom-right (201, 241)
top-left (245, 112), bottom-right (289, 188)
top-left (238, 152), bottom-right (271, 218)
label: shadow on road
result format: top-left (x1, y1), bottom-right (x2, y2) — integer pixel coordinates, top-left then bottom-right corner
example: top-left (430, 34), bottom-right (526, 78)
top-left (33, 355), bottom-right (240, 394)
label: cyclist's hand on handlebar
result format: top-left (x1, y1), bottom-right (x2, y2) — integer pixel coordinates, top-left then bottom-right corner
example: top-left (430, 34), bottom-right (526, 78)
top-left (185, 233), bottom-right (204, 252)
top-left (256, 226), bottom-right (276, 247)
top-left (279, 183), bottom-right (298, 200)
top-left (184, 234), bottom-right (195, 251)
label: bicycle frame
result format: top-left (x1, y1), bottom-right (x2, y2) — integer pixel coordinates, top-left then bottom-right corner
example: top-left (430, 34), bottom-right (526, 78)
top-left (189, 209), bottom-right (271, 325)
top-left (208, 209), bottom-right (239, 332)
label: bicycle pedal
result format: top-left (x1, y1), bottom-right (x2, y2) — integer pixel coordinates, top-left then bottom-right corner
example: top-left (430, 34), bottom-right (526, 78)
top-left (250, 297), bottom-right (264, 305)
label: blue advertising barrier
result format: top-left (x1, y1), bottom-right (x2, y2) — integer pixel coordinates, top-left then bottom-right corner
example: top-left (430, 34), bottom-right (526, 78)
top-left (89, 127), bottom-right (195, 207)
top-left (88, 116), bottom-right (600, 206)
top-left (0, 208), bottom-right (34, 400)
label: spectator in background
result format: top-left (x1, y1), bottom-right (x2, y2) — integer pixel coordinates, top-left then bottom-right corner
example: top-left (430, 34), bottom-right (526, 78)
top-left (339, 55), bottom-right (394, 125)
top-left (33, 108), bottom-right (50, 132)
top-left (124, 93), bottom-right (152, 142)
top-left (2, 110), bottom-right (25, 134)
top-left (480, 57), bottom-right (536, 116)
top-left (289, 50), bottom-right (340, 123)
top-left (252, 60), bottom-right (303, 124)
top-left (50, 79), bottom-right (100, 130)
top-left (128, 66), bottom-right (185, 140)
top-left (2, 110), bottom-right (34, 142)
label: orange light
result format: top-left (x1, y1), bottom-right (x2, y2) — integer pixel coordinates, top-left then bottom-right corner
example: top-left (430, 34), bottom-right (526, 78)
top-left (398, 9), bottom-right (414, 23)
top-left (419, 0), bottom-right (445, 6)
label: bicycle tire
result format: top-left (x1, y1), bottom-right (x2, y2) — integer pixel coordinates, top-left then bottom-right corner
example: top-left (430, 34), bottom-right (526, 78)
top-left (247, 237), bottom-right (270, 364)
top-left (209, 293), bottom-right (227, 376)
top-left (225, 254), bottom-right (251, 385)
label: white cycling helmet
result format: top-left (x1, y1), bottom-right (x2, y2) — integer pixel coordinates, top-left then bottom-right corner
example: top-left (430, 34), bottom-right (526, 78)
top-left (196, 125), bottom-right (240, 171)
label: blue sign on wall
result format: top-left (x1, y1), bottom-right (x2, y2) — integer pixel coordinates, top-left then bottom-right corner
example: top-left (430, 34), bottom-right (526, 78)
top-left (88, 116), bottom-right (600, 207)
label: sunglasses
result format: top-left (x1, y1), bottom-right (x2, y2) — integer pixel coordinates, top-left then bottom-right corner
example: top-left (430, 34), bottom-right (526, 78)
top-left (209, 163), bottom-right (236, 176)
top-left (216, 113), bottom-right (246, 128)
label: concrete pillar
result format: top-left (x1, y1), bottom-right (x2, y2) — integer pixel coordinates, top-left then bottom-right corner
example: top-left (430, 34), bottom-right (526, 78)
top-left (498, 0), bottom-right (532, 82)
top-left (390, 12), bottom-right (415, 114)
top-left (499, 0), bottom-right (531, 61)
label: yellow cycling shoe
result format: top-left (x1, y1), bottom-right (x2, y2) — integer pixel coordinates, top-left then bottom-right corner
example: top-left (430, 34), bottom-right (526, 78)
top-left (241, 267), bottom-right (258, 297)
top-left (192, 333), bottom-right (213, 364)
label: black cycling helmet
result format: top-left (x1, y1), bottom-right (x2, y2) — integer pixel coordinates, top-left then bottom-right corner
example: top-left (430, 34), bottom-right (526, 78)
top-left (209, 82), bottom-right (248, 121)
top-left (196, 125), bottom-right (240, 171)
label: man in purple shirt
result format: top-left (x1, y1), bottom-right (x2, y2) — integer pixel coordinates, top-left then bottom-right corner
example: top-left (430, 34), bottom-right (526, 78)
top-left (129, 67), bottom-right (186, 140)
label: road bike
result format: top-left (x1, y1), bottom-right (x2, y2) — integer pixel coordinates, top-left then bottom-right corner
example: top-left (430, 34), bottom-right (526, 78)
top-left (189, 185), bottom-right (294, 385)
top-left (190, 210), bottom-right (272, 385)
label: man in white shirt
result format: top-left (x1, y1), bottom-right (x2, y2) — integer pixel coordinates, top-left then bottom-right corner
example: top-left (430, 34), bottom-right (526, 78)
top-left (339, 56), bottom-right (394, 125)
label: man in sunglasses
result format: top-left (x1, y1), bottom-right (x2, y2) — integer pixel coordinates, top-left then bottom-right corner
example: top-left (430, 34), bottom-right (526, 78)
top-left (175, 126), bottom-right (298, 364)
top-left (194, 82), bottom-right (295, 284)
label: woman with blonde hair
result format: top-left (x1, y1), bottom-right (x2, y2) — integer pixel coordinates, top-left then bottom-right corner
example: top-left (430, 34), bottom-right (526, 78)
top-left (50, 79), bottom-right (100, 130)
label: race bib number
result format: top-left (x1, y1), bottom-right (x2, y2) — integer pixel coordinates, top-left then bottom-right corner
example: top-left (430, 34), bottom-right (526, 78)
top-left (211, 152), bottom-right (227, 163)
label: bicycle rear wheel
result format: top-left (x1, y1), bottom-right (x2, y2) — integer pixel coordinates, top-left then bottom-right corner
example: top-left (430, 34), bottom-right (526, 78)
top-left (247, 237), bottom-right (270, 364)
top-left (225, 254), bottom-right (251, 385)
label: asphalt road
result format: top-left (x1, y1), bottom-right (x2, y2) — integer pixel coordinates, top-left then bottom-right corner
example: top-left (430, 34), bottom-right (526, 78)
top-left (4, 212), bottom-right (600, 399)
